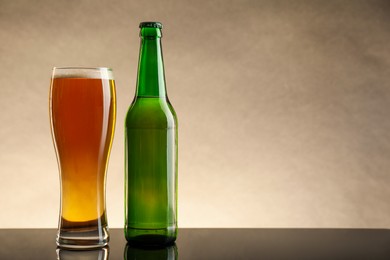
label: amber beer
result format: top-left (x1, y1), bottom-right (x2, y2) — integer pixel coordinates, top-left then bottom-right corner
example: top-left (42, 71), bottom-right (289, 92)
top-left (50, 67), bottom-right (116, 249)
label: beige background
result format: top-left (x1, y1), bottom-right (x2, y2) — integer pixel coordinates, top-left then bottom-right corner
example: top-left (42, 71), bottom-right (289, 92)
top-left (0, 0), bottom-right (389, 228)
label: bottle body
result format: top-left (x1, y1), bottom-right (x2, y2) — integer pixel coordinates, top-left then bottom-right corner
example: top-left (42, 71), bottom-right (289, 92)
top-left (125, 22), bottom-right (178, 246)
top-left (125, 97), bottom-right (177, 245)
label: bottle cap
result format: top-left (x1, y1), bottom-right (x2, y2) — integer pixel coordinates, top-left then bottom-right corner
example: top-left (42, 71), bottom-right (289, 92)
top-left (139, 22), bottom-right (163, 29)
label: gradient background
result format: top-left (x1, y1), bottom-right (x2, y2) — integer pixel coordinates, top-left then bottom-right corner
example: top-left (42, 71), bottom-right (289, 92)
top-left (0, 0), bottom-right (389, 228)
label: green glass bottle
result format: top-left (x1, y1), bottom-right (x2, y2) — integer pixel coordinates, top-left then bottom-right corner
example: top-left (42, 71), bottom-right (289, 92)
top-left (125, 22), bottom-right (178, 246)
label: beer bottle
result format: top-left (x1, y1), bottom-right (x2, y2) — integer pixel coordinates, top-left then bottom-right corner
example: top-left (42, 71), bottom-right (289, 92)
top-left (125, 22), bottom-right (178, 246)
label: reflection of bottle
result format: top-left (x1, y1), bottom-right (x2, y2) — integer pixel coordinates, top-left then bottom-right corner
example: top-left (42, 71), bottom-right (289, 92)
top-left (56, 246), bottom-right (109, 260)
top-left (125, 21), bottom-right (178, 246)
top-left (124, 243), bottom-right (178, 260)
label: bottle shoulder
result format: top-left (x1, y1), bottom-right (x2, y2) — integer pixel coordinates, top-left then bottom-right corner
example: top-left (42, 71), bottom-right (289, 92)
top-left (125, 97), bottom-right (177, 129)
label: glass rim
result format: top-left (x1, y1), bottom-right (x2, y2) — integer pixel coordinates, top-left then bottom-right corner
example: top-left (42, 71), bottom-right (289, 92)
top-left (53, 67), bottom-right (113, 71)
top-left (52, 67), bottom-right (114, 80)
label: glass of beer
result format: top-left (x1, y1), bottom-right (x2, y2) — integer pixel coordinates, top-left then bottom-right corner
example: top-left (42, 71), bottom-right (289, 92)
top-left (49, 67), bottom-right (116, 249)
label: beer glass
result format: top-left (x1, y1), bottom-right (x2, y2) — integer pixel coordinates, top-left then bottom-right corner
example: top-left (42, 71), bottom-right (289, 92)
top-left (49, 67), bottom-right (116, 249)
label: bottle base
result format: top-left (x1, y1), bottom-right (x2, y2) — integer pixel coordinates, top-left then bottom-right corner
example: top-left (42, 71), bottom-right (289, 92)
top-left (57, 226), bottom-right (109, 250)
top-left (125, 226), bottom-right (177, 247)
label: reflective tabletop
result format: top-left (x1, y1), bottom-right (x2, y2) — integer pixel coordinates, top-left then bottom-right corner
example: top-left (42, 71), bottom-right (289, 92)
top-left (0, 228), bottom-right (389, 259)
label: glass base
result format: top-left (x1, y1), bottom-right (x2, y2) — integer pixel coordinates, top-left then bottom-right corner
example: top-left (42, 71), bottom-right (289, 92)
top-left (57, 226), bottom-right (109, 249)
top-left (125, 226), bottom-right (177, 247)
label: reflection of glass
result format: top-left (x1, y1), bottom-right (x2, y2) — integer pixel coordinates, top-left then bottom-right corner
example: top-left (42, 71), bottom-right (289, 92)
top-left (50, 67), bottom-right (116, 249)
top-left (124, 243), bottom-right (178, 260)
top-left (57, 247), bottom-right (109, 260)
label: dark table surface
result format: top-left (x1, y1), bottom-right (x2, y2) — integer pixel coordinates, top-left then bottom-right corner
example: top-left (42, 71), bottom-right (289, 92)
top-left (0, 228), bottom-right (389, 259)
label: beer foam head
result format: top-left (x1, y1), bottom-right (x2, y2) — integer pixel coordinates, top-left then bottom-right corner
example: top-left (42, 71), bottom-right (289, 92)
top-left (52, 67), bottom-right (114, 80)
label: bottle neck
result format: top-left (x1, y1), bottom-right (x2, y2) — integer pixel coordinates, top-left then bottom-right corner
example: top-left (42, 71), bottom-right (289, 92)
top-left (136, 35), bottom-right (166, 98)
